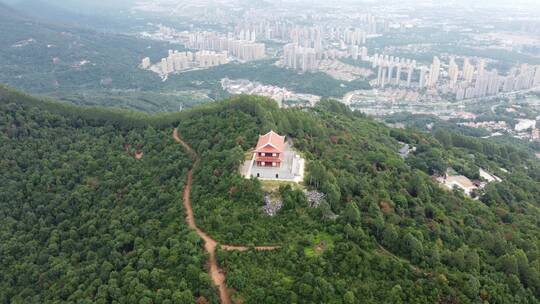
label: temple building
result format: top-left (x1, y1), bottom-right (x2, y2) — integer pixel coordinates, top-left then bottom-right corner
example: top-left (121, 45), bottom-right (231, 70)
top-left (240, 130), bottom-right (305, 183)
top-left (255, 131), bottom-right (285, 167)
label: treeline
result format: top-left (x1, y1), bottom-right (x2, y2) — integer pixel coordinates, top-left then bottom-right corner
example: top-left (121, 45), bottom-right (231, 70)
top-left (0, 85), bottom-right (207, 130)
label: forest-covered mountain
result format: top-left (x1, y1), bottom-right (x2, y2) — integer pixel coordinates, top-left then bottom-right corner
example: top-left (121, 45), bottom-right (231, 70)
top-left (1, 85), bottom-right (540, 303)
top-left (0, 2), bottom-right (190, 112)
top-left (0, 1), bottom-right (159, 88)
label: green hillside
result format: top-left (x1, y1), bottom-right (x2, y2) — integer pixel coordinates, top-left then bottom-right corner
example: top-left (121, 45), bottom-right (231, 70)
top-left (0, 86), bottom-right (217, 303)
top-left (1, 86), bottom-right (539, 303)
top-left (0, 3), bottom-right (193, 113)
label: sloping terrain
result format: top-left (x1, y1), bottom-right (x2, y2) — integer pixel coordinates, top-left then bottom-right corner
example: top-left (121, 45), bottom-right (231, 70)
top-left (0, 3), bottom-right (192, 112)
top-left (174, 96), bottom-right (540, 303)
top-left (0, 87), bottom-right (217, 303)
top-left (0, 86), bottom-right (539, 303)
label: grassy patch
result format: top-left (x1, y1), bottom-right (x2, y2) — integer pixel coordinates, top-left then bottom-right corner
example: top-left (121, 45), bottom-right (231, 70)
top-left (304, 232), bottom-right (335, 257)
top-left (244, 150), bottom-right (254, 160)
top-left (260, 180), bottom-right (305, 192)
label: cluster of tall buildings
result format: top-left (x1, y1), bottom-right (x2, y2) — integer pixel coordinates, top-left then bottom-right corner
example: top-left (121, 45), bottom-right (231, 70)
top-left (235, 13), bottom-right (379, 47)
top-left (185, 32), bottom-right (265, 61)
top-left (237, 12), bottom-right (380, 43)
top-left (244, 21), bottom-right (297, 42)
top-left (288, 26), bottom-right (369, 52)
top-left (370, 54), bottom-right (417, 88)
top-left (283, 44), bottom-right (319, 73)
top-left (452, 60), bottom-right (540, 100)
top-left (356, 13), bottom-right (379, 35)
top-left (141, 50), bottom-right (229, 75)
top-left (368, 52), bottom-right (540, 100)
top-left (350, 46), bottom-right (369, 61)
top-left (341, 28), bottom-right (368, 46)
top-left (282, 43), bottom-right (369, 73)
top-left (232, 16), bottom-right (381, 75)
top-left (235, 29), bottom-right (257, 42)
top-left (290, 26), bottom-right (323, 51)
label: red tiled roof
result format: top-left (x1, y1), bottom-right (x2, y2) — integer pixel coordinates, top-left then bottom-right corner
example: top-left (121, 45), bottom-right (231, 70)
top-left (255, 130), bottom-right (285, 153)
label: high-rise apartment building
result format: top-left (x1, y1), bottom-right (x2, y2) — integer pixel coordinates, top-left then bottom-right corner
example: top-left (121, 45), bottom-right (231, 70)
top-left (419, 67), bottom-right (427, 88)
top-left (448, 57), bottom-right (459, 88)
top-left (486, 70), bottom-right (500, 96)
top-left (395, 61), bottom-right (402, 85)
top-left (360, 47), bottom-right (368, 60)
top-left (534, 66), bottom-right (540, 87)
top-left (407, 66), bottom-right (414, 87)
top-left (350, 45), bottom-right (359, 60)
top-left (463, 58), bottom-right (474, 83)
top-left (477, 59), bottom-right (486, 77)
top-left (428, 56), bottom-right (441, 87)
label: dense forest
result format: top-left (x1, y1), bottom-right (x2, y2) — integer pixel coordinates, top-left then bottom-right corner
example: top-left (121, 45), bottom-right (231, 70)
top-left (0, 87), bottom-right (217, 303)
top-left (1, 85), bottom-right (540, 303)
top-left (174, 96), bottom-right (540, 303)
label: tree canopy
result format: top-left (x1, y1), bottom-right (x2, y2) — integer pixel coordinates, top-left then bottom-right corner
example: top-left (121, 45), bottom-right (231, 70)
top-left (1, 88), bottom-right (539, 303)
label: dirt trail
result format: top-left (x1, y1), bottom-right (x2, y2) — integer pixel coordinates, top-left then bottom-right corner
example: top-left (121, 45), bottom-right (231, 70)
top-left (173, 129), bottom-right (278, 304)
top-left (377, 243), bottom-right (431, 277)
top-left (183, 168), bottom-right (230, 304)
top-left (221, 245), bottom-right (279, 251)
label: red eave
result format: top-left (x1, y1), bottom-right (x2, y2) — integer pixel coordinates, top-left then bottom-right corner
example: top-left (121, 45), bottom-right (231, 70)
top-left (256, 145), bottom-right (281, 153)
top-left (255, 130), bottom-right (285, 153)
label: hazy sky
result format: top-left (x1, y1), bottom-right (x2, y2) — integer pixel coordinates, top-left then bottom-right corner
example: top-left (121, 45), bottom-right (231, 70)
top-left (2, 0), bottom-right (540, 12)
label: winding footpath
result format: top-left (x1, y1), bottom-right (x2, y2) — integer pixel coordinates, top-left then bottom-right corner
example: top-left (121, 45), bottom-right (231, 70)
top-left (173, 129), bottom-right (278, 304)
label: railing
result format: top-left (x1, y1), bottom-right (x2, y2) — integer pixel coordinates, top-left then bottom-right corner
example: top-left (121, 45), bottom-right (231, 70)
top-left (255, 156), bottom-right (283, 162)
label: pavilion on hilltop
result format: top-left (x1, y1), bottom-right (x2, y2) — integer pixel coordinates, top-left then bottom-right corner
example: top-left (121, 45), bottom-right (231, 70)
top-left (254, 130), bottom-right (285, 168)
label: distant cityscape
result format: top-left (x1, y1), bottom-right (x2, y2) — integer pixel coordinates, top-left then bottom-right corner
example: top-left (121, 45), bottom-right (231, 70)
top-left (370, 55), bottom-right (540, 101)
top-left (133, 0), bottom-right (540, 146)
top-left (141, 18), bottom-right (540, 103)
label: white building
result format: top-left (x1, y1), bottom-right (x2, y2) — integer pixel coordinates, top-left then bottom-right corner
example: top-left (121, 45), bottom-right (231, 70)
top-left (479, 169), bottom-right (502, 183)
top-left (443, 175), bottom-right (477, 196)
top-left (141, 57), bottom-right (151, 69)
top-left (515, 119), bottom-right (537, 131)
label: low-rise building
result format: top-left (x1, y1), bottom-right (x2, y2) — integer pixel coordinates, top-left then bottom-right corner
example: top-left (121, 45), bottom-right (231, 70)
top-left (442, 175), bottom-right (477, 196)
top-left (515, 119), bottom-right (536, 131)
top-left (436, 168), bottom-right (503, 197)
top-left (479, 168), bottom-right (502, 183)
top-left (240, 131), bottom-right (305, 183)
